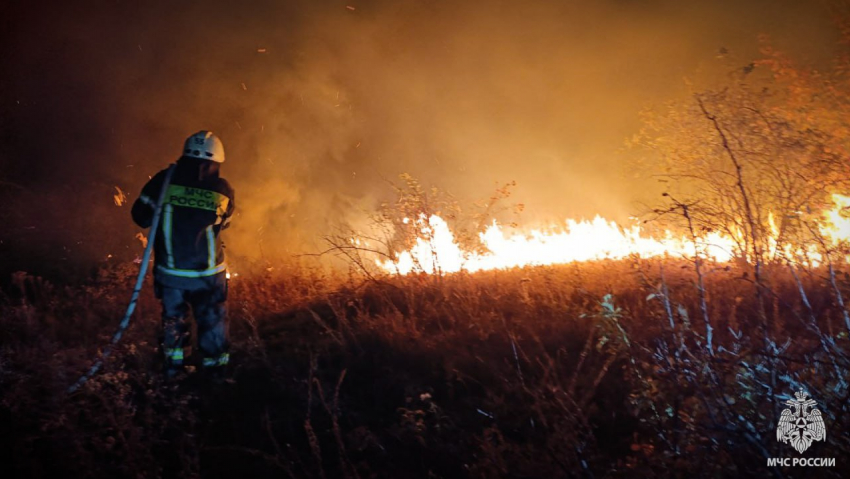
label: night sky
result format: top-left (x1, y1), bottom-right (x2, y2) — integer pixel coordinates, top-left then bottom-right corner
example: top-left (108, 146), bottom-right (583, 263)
top-left (0, 0), bottom-right (841, 279)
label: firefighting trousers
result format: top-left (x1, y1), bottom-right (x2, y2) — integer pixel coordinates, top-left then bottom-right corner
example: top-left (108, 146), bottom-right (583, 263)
top-left (155, 273), bottom-right (229, 369)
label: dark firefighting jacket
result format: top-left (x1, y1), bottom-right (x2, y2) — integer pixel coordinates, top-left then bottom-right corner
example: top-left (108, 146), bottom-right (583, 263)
top-left (132, 158), bottom-right (235, 278)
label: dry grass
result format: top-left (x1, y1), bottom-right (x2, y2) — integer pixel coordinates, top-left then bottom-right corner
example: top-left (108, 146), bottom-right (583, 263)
top-left (1, 257), bottom-right (849, 478)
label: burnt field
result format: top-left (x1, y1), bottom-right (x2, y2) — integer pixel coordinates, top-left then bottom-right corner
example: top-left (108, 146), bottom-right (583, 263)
top-left (2, 259), bottom-right (849, 478)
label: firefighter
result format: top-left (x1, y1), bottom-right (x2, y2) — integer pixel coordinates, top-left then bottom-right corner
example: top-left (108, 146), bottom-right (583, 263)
top-left (131, 131), bottom-right (235, 379)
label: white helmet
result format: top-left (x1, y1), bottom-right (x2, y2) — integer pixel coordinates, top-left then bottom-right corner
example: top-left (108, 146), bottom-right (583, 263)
top-left (182, 131), bottom-right (225, 163)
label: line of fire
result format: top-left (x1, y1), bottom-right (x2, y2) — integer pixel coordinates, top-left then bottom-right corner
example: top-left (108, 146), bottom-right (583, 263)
top-left (2, 1), bottom-right (850, 478)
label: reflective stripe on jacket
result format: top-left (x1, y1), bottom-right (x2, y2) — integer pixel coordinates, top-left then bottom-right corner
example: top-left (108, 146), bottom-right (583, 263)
top-left (132, 159), bottom-right (235, 278)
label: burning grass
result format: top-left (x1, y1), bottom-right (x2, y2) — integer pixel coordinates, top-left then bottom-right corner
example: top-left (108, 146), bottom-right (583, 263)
top-left (2, 258), bottom-right (849, 478)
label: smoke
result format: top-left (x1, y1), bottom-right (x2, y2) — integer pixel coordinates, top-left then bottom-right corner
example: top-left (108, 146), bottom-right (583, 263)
top-left (0, 0), bottom-right (840, 271)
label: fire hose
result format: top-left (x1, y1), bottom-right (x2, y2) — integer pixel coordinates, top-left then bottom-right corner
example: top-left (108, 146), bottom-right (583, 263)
top-left (68, 163), bottom-right (177, 393)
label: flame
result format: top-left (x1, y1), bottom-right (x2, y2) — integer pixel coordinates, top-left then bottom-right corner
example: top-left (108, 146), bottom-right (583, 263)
top-left (822, 194), bottom-right (850, 246)
top-left (113, 186), bottom-right (127, 206)
top-left (378, 194), bottom-right (850, 275)
top-left (135, 232), bottom-right (148, 249)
